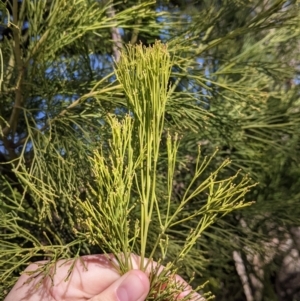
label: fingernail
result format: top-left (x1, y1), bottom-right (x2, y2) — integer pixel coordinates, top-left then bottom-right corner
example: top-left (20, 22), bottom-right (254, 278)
top-left (116, 272), bottom-right (146, 301)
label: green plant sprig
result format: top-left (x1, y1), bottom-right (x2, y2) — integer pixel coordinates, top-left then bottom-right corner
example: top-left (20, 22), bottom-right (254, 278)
top-left (77, 41), bottom-right (255, 300)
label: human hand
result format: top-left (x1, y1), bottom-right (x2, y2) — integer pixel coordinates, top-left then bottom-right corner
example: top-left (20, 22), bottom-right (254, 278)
top-left (4, 253), bottom-right (199, 301)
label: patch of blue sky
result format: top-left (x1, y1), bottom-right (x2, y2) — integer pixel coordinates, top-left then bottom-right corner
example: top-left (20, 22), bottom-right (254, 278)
top-left (155, 6), bottom-right (210, 109)
top-left (0, 12), bottom-right (10, 40)
top-left (156, 5), bottom-right (179, 42)
top-left (89, 53), bottom-right (114, 74)
top-left (196, 57), bottom-right (204, 68)
top-left (45, 52), bottom-right (112, 81)
top-left (283, 0), bottom-right (294, 10)
top-left (23, 20), bottom-right (29, 30)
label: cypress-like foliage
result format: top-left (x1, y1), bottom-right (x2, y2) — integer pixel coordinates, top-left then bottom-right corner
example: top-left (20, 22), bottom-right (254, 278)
top-left (1, 1), bottom-right (300, 300)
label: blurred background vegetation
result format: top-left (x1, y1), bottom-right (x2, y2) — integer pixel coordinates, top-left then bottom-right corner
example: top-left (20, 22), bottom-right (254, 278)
top-left (1, 0), bottom-right (300, 300)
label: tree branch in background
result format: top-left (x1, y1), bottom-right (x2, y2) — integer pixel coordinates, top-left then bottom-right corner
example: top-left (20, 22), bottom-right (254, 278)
top-left (130, 19), bottom-right (141, 45)
top-left (2, 0), bottom-right (24, 138)
top-left (233, 250), bottom-right (254, 301)
top-left (106, 1), bottom-right (122, 63)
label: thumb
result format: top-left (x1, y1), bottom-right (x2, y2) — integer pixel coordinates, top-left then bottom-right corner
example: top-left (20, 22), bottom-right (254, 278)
top-left (89, 270), bottom-right (150, 301)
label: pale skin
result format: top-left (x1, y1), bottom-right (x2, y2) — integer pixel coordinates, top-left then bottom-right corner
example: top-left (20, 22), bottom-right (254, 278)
top-left (4, 254), bottom-right (200, 301)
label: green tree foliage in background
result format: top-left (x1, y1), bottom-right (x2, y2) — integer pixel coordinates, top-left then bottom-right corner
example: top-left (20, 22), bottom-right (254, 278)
top-left (1, 0), bottom-right (300, 300)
